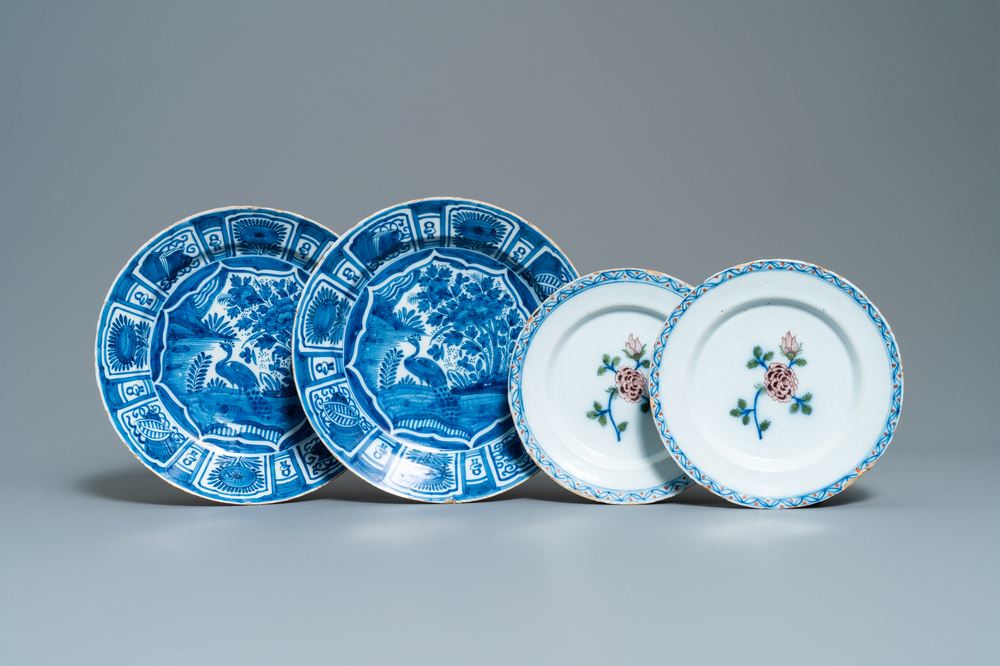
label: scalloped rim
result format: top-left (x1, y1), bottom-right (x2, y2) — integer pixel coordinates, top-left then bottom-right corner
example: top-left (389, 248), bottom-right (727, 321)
top-left (294, 197), bottom-right (579, 503)
top-left (95, 206), bottom-right (345, 505)
top-left (649, 259), bottom-right (904, 509)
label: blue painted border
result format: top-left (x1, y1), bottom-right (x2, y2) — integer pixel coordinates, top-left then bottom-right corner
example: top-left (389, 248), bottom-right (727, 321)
top-left (95, 207), bottom-right (345, 504)
top-left (292, 198), bottom-right (578, 503)
top-left (509, 269), bottom-right (695, 504)
top-left (649, 259), bottom-right (904, 509)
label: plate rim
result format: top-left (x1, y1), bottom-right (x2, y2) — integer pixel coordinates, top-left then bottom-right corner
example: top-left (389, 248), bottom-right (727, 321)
top-left (292, 196), bottom-right (579, 503)
top-left (509, 268), bottom-right (696, 504)
top-left (95, 205), bottom-right (345, 505)
top-left (649, 258), bottom-right (904, 509)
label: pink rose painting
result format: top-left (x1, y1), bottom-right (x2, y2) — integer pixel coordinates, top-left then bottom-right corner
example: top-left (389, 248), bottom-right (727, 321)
top-left (586, 334), bottom-right (651, 442)
top-left (615, 366), bottom-right (647, 404)
top-left (729, 332), bottom-right (814, 440)
top-left (763, 363), bottom-right (799, 403)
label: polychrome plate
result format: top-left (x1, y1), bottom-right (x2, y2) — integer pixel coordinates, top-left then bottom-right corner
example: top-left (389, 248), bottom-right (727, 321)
top-left (96, 207), bottom-right (345, 504)
top-left (510, 269), bottom-right (694, 504)
top-left (292, 198), bottom-right (577, 502)
top-left (650, 259), bottom-right (903, 508)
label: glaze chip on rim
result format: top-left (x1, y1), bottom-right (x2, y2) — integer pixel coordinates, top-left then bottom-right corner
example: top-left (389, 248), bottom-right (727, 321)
top-left (292, 198), bottom-right (577, 502)
top-left (510, 269), bottom-right (694, 504)
top-left (650, 259), bottom-right (903, 508)
top-left (95, 207), bottom-right (345, 504)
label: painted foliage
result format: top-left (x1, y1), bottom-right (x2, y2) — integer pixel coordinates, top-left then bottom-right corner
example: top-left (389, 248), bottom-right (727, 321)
top-left (348, 252), bottom-right (533, 450)
top-left (155, 264), bottom-right (309, 454)
top-left (729, 330), bottom-right (814, 439)
top-left (586, 334), bottom-right (651, 441)
top-left (96, 208), bottom-right (343, 504)
top-left (293, 198), bottom-right (579, 502)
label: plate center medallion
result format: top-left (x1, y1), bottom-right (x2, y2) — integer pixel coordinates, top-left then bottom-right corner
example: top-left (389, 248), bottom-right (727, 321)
top-left (151, 258), bottom-right (309, 454)
top-left (345, 249), bottom-right (536, 452)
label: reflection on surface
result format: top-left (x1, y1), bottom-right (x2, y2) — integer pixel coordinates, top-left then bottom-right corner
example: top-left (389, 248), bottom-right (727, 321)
top-left (79, 468), bottom-right (217, 506)
top-left (77, 465), bottom-right (599, 506)
top-left (79, 466), bottom-right (872, 510)
top-left (675, 483), bottom-right (874, 543)
top-left (672, 482), bottom-right (872, 509)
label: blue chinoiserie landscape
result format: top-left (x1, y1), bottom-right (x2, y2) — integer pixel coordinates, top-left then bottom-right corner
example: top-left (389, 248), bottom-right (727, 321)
top-left (154, 261), bottom-right (307, 454)
top-left (293, 198), bottom-right (577, 502)
top-left (96, 208), bottom-right (346, 503)
top-left (346, 250), bottom-right (534, 450)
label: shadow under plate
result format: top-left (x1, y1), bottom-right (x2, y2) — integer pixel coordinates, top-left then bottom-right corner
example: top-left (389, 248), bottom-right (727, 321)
top-left (77, 467), bottom-right (873, 508)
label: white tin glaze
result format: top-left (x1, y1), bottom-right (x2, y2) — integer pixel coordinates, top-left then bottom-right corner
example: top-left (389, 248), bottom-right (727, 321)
top-left (510, 269), bottom-right (693, 503)
top-left (650, 259), bottom-right (903, 508)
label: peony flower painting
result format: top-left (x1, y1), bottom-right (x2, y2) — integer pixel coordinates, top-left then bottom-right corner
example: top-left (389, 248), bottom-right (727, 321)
top-left (585, 334), bottom-right (651, 442)
top-left (729, 332), bottom-right (814, 439)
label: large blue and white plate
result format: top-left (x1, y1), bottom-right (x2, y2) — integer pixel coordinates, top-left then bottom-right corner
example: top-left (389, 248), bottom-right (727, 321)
top-left (292, 198), bottom-right (578, 502)
top-left (96, 207), bottom-right (345, 504)
top-left (510, 269), bottom-right (695, 504)
top-left (650, 259), bottom-right (903, 508)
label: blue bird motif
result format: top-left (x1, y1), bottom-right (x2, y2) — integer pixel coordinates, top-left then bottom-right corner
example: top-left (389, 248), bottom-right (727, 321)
top-left (403, 335), bottom-right (459, 421)
top-left (215, 341), bottom-right (270, 417)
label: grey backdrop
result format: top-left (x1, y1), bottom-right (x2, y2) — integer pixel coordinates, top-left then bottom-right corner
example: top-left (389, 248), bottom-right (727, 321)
top-left (1, 1), bottom-right (997, 664)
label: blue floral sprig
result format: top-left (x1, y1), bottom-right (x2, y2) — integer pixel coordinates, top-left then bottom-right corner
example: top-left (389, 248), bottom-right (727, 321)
top-left (730, 331), bottom-right (813, 440)
top-left (587, 335), bottom-right (651, 442)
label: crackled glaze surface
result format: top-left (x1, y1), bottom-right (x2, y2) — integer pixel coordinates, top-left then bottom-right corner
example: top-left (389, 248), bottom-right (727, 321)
top-left (293, 198), bottom-right (576, 502)
top-left (95, 207), bottom-right (344, 503)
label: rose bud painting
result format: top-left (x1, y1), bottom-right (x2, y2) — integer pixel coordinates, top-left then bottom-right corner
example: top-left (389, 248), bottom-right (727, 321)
top-left (729, 331), bottom-right (814, 440)
top-left (585, 334), bottom-right (651, 441)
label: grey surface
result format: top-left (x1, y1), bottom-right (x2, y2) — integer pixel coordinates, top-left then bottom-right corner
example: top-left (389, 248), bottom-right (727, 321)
top-left (1, 1), bottom-right (997, 664)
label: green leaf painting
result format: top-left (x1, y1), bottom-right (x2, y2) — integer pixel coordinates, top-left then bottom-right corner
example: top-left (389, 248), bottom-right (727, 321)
top-left (586, 334), bottom-right (651, 443)
top-left (729, 331), bottom-right (814, 440)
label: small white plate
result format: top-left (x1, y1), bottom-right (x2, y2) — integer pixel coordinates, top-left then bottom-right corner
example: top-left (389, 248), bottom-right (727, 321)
top-left (650, 259), bottom-right (903, 508)
top-left (510, 269), bottom-right (694, 504)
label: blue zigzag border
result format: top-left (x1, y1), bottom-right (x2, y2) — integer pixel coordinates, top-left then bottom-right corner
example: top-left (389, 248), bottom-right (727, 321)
top-left (509, 269), bottom-right (695, 504)
top-left (649, 259), bottom-right (904, 509)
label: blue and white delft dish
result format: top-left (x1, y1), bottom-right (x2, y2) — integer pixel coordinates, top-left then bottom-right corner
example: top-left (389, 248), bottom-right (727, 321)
top-left (510, 269), bottom-right (694, 504)
top-left (95, 207), bottom-right (345, 504)
top-left (292, 198), bottom-right (577, 502)
top-left (650, 259), bottom-right (903, 508)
